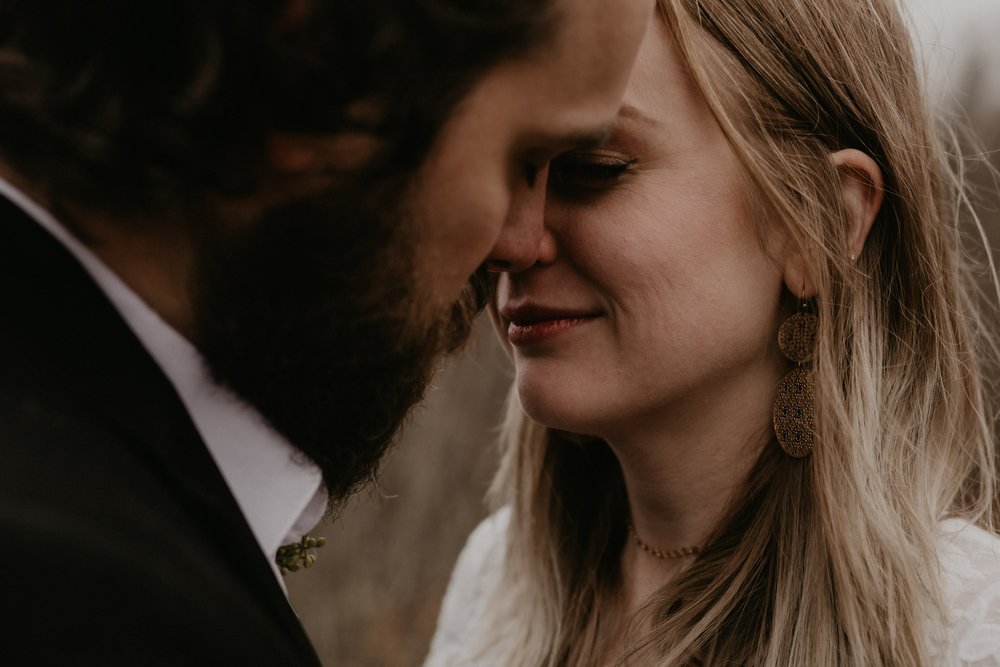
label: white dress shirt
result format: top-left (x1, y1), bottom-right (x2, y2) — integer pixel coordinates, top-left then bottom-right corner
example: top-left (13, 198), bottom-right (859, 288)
top-left (0, 177), bottom-right (327, 592)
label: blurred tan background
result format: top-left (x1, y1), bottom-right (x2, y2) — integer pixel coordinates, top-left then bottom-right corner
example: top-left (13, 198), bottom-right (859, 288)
top-left (287, 319), bottom-right (513, 666)
top-left (288, 3), bottom-right (1000, 665)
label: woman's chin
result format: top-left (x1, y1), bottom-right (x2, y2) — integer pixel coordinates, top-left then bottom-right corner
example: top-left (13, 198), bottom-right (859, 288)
top-left (516, 381), bottom-right (603, 437)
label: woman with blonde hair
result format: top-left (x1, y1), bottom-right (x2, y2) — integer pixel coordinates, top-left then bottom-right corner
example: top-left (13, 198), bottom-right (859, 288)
top-left (425, 0), bottom-right (1000, 664)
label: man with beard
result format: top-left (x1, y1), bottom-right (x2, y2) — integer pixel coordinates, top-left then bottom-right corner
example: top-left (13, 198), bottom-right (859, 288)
top-left (0, 0), bottom-right (651, 664)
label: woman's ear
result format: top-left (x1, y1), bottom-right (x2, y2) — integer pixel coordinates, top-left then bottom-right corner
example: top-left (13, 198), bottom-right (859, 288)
top-left (781, 149), bottom-right (883, 298)
top-left (831, 148), bottom-right (884, 262)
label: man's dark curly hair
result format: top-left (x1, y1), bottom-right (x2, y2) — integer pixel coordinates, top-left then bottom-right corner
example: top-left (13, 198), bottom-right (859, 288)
top-left (0, 0), bottom-right (556, 214)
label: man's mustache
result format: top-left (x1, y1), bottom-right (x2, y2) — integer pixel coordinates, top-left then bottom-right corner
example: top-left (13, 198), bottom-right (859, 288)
top-left (469, 265), bottom-right (494, 313)
top-left (440, 266), bottom-right (494, 355)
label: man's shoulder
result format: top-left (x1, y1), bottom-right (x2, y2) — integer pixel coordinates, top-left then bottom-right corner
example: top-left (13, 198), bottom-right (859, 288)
top-left (0, 383), bottom-right (317, 665)
top-left (0, 330), bottom-right (319, 665)
top-left (1, 507), bottom-right (308, 665)
top-left (0, 325), bottom-right (217, 591)
top-left (0, 322), bottom-right (160, 508)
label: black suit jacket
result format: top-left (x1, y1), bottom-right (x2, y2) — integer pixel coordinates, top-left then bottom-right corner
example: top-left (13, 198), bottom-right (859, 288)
top-left (0, 196), bottom-right (322, 665)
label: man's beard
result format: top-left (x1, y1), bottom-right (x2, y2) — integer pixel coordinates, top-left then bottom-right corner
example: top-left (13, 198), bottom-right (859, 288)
top-left (190, 181), bottom-right (487, 508)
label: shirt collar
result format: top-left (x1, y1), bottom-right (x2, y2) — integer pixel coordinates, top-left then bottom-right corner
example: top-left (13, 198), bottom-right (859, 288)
top-left (0, 177), bottom-right (327, 589)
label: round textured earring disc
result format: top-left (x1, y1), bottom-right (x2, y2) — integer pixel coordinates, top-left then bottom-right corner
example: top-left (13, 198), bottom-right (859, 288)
top-left (772, 366), bottom-right (814, 458)
top-left (778, 311), bottom-right (818, 363)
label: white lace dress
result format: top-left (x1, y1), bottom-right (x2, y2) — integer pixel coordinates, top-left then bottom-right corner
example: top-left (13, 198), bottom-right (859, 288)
top-left (936, 518), bottom-right (1000, 665)
top-left (424, 510), bottom-right (1000, 666)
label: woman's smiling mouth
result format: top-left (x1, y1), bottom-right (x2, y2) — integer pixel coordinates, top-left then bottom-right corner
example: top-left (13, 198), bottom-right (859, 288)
top-left (500, 303), bottom-right (603, 345)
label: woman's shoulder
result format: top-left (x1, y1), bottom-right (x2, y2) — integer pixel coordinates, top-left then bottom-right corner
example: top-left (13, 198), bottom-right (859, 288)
top-left (424, 508), bottom-right (512, 667)
top-left (936, 518), bottom-right (1000, 665)
top-left (439, 507), bottom-right (512, 601)
top-left (453, 506), bottom-right (512, 573)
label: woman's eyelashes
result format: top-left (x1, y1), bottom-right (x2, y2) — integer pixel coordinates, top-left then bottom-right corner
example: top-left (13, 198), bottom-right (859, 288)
top-left (549, 150), bottom-right (636, 194)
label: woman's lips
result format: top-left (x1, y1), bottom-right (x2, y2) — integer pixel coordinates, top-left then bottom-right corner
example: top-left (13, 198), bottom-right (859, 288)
top-left (507, 316), bottom-right (599, 345)
top-left (501, 304), bottom-right (602, 345)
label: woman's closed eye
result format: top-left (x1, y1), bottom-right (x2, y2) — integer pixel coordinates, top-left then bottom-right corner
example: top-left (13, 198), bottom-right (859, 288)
top-left (549, 150), bottom-right (636, 195)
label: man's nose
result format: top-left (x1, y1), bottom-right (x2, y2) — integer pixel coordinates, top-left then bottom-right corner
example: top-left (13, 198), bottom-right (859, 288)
top-left (483, 166), bottom-right (549, 273)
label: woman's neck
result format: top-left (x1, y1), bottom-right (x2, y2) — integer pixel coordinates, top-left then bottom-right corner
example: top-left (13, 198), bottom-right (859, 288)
top-left (603, 358), bottom-right (781, 611)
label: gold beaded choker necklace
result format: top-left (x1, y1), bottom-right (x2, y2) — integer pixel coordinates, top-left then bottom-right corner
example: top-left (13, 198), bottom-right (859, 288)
top-left (627, 524), bottom-right (702, 560)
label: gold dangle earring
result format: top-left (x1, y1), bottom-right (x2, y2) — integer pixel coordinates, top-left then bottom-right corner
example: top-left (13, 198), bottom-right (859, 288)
top-left (772, 297), bottom-right (818, 458)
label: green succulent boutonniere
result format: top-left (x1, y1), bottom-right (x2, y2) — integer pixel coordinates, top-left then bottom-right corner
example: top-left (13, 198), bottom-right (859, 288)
top-left (275, 535), bottom-right (327, 574)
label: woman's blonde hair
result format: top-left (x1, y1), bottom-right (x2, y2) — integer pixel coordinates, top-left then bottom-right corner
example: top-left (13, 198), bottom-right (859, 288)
top-left (481, 0), bottom-right (1000, 664)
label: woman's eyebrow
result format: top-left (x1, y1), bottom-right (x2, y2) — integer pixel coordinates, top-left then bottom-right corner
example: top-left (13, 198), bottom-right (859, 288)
top-left (618, 103), bottom-right (662, 130)
top-left (519, 121), bottom-right (616, 155)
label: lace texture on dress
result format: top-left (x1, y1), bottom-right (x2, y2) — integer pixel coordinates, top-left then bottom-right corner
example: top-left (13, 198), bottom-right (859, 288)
top-left (932, 519), bottom-right (1000, 666)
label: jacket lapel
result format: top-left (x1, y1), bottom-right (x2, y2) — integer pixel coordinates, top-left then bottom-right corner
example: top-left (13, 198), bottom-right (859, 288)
top-left (0, 195), bottom-right (321, 663)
